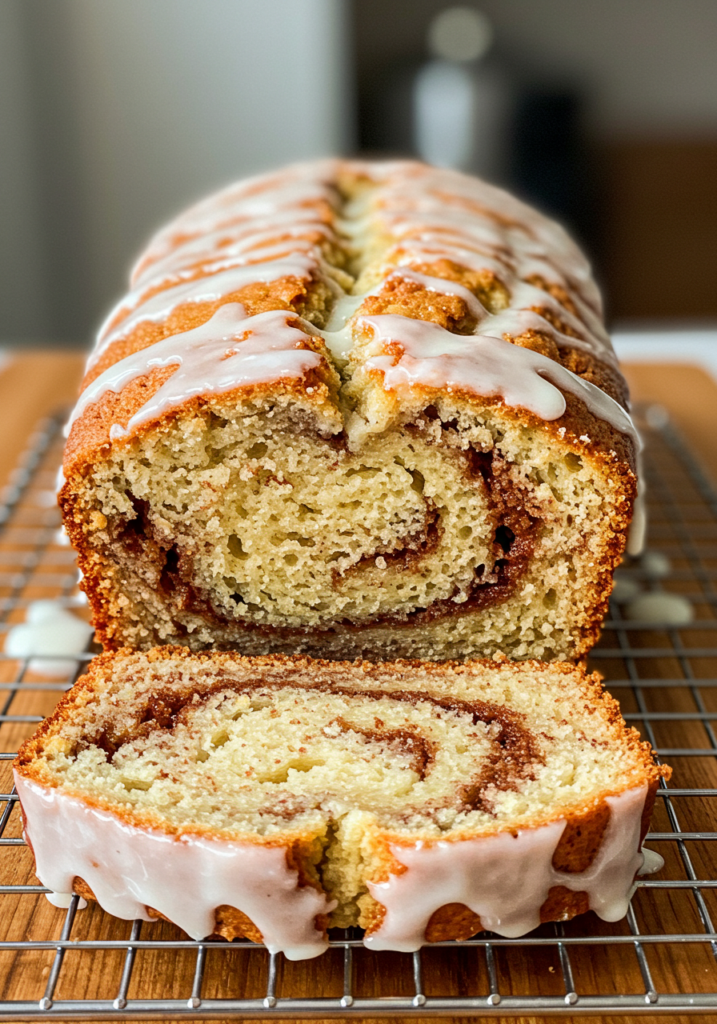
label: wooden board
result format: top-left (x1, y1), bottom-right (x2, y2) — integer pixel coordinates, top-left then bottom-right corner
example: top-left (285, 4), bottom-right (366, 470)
top-left (0, 353), bottom-right (716, 1024)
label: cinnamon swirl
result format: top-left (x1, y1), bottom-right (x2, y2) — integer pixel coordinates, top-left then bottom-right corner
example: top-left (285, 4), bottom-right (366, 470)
top-left (15, 649), bottom-right (667, 958)
top-left (61, 160), bottom-right (637, 661)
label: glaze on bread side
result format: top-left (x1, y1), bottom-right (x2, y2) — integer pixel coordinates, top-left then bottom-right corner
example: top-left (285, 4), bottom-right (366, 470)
top-left (14, 650), bottom-right (667, 957)
top-left (61, 160), bottom-right (638, 660)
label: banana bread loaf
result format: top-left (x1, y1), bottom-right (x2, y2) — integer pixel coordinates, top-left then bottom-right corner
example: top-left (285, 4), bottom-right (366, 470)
top-left (61, 159), bottom-right (638, 660)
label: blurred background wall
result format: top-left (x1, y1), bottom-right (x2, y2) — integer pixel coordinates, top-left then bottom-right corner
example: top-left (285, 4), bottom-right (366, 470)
top-left (0, 0), bottom-right (715, 345)
top-left (0, 0), bottom-right (352, 344)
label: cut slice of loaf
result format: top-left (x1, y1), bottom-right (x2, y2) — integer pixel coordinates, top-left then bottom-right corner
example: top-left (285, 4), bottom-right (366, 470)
top-left (60, 159), bottom-right (637, 662)
top-left (15, 649), bottom-right (668, 958)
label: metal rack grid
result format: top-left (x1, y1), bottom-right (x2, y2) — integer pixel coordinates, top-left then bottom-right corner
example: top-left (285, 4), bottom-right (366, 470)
top-left (0, 408), bottom-right (717, 1018)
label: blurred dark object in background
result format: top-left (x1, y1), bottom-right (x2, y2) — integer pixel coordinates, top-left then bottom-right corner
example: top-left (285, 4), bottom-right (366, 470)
top-left (412, 7), bottom-right (511, 182)
top-left (352, 0), bottom-right (717, 325)
top-left (599, 141), bottom-right (717, 320)
top-left (511, 89), bottom-right (596, 254)
top-left (353, 2), bottom-right (600, 294)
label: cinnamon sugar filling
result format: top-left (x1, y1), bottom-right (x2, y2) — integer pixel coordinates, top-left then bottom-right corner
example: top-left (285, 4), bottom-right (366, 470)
top-left (102, 434), bottom-right (542, 637)
top-left (50, 677), bottom-right (545, 832)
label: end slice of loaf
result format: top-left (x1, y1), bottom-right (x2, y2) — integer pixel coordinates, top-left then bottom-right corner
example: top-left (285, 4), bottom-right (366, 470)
top-left (15, 649), bottom-right (668, 958)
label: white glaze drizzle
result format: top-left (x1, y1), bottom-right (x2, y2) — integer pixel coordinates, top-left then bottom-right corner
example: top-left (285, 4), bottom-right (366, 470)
top-left (69, 304), bottom-right (323, 441)
top-left (88, 254), bottom-right (319, 371)
top-left (377, 270), bottom-right (613, 365)
top-left (369, 185), bottom-right (611, 357)
top-left (72, 159), bottom-right (633, 457)
top-left (14, 773), bottom-right (333, 960)
top-left (359, 315), bottom-right (638, 444)
top-left (134, 215), bottom-right (333, 289)
top-left (627, 488), bottom-right (647, 557)
top-left (319, 268), bottom-right (489, 363)
top-left (133, 168), bottom-right (340, 284)
top-left (103, 232), bottom-right (326, 339)
top-left (366, 786), bottom-right (653, 951)
top-left (374, 168), bottom-right (598, 292)
top-left (377, 206), bottom-right (598, 312)
top-left (391, 268), bottom-right (488, 319)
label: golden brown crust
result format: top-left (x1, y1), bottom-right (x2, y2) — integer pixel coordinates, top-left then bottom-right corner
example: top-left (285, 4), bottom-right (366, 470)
top-left (82, 273), bottom-right (325, 389)
top-left (64, 159), bottom-right (633, 478)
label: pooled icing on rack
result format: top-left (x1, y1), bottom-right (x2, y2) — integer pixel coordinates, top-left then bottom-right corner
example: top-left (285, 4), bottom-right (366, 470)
top-left (69, 304), bottom-right (324, 441)
top-left (4, 600), bottom-right (93, 678)
top-left (366, 785), bottom-right (657, 951)
top-left (359, 315), bottom-right (638, 444)
top-left (14, 774), bottom-right (332, 960)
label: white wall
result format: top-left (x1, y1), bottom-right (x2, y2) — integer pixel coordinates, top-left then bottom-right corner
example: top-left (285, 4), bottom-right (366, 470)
top-left (0, 2), bottom-right (50, 337)
top-left (2, 0), bottom-right (352, 341)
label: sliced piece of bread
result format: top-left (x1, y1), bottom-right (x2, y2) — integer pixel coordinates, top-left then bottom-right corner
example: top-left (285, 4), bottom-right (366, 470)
top-left (15, 649), bottom-right (667, 959)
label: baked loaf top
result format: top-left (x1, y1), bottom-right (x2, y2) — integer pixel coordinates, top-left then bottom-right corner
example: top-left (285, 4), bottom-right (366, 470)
top-left (64, 159), bottom-right (636, 477)
top-left (16, 649), bottom-right (667, 957)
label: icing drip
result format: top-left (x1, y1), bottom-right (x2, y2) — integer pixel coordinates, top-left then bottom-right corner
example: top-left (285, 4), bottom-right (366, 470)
top-left (89, 254), bottom-right (319, 370)
top-left (69, 305), bottom-right (323, 441)
top-left (640, 847), bottom-right (665, 875)
top-left (366, 786), bottom-right (651, 951)
top-left (14, 774), bottom-right (332, 960)
top-left (359, 315), bottom-right (638, 445)
top-left (46, 891), bottom-right (88, 910)
top-left (627, 488), bottom-right (647, 557)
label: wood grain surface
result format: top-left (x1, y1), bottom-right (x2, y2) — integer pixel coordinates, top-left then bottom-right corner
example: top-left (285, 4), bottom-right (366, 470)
top-left (0, 351), bottom-right (715, 1024)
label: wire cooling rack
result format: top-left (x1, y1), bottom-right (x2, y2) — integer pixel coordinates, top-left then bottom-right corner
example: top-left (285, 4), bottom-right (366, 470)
top-left (0, 409), bottom-right (717, 1018)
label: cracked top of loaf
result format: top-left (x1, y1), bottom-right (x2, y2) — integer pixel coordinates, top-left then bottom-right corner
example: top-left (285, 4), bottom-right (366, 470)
top-left (63, 159), bottom-right (636, 477)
